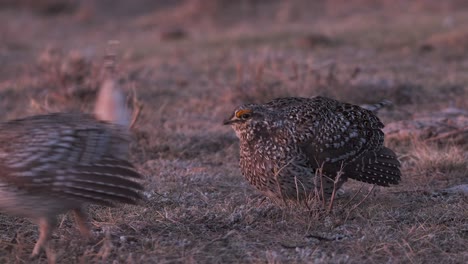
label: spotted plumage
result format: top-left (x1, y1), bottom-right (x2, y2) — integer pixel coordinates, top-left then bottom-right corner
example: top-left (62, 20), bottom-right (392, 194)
top-left (224, 96), bottom-right (401, 203)
top-left (0, 112), bottom-right (143, 255)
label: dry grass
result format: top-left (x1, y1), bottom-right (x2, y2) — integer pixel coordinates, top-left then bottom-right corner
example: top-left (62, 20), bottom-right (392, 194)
top-left (408, 142), bottom-right (466, 174)
top-left (0, 0), bottom-right (467, 263)
top-left (401, 140), bottom-right (467, 191)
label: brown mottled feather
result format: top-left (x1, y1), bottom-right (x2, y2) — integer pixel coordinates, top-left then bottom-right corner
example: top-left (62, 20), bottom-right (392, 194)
top-left (225, 96), bottom-right (401, 202)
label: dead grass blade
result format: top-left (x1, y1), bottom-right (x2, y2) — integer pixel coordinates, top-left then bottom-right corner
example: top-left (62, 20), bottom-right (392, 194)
top-left (327, 163), bottom-right (345, 214)
top-left (425, 126), bottom-right (468, 142)
top-left (129, 84), bottom-right (144, 129)
top-left (345, 185), bottom-right (376, 222)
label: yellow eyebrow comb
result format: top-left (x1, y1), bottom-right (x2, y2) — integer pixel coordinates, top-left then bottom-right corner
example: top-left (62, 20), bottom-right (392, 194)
top-left (235, 109), bottom-right (252, 118)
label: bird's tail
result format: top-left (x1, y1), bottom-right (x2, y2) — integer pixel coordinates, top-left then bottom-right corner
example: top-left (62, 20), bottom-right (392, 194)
top-left (346, 147), bottom-right (401, 186)
top-left (94, 79), bottom-right (130, 128)
top-left (94, 40), bottom-right (130, 128)
top-left (360, 99), bottom-right (393, 113)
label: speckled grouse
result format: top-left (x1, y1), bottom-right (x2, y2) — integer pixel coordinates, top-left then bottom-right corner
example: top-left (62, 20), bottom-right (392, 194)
top-left (0, 80), bottom-right (143, 256)
top-left (224, 96), bottom-right (401, 203)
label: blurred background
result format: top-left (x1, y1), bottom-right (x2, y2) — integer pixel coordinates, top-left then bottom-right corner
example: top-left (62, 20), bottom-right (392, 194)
top-left (1, 0), bottom-right (467, 138)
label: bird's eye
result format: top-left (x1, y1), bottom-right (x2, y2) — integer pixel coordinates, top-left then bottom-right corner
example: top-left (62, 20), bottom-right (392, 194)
top-left (240, 113), bottom-right (251, 119)
top-left (235, 109), bottom-right (253, 119)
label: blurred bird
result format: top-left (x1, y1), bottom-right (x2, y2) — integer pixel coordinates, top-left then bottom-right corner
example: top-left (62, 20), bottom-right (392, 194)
top-left (224, 96), bottom-right (401, 204)
top-left (0, 78), bottom-right (143, 256)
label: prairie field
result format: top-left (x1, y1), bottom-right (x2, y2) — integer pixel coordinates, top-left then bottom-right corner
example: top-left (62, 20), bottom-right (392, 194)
top-left (0, 0), bottom-right (466, 263)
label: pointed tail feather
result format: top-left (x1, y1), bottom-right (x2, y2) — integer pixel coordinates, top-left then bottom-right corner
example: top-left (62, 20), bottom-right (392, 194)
top-left (94, 79), bottom-right (130, 128)
top-left (346, 147), bottom-right (401, 186)
top-left (360, 100), bottom-right (393, 113)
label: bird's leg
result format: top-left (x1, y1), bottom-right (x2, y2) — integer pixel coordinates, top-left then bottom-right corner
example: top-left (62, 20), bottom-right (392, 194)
top-left (73, 208), bottom-right (91, 238)
top-left (32, 217), bottom-right (56, 257)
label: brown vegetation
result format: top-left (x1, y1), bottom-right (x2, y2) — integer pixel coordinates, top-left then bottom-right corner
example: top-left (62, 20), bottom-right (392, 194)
top-left (0, 0), bottom-right (466, 263)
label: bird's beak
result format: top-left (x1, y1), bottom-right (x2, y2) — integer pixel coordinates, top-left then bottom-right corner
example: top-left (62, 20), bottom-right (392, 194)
top-left (223, 118), bottom-right (234, 125)
top-left (223, 115), bottom-right (237, 125)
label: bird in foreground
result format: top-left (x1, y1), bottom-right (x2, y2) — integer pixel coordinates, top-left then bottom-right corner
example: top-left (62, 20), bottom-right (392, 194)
top-left (0, 79), bottom-right (143, 256)
top-left (224, 96), bottom-right (401, 204)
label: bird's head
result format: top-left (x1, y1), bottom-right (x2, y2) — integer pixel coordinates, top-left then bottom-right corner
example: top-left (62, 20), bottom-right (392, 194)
top-left (223, 104), bottom-right (275, 142)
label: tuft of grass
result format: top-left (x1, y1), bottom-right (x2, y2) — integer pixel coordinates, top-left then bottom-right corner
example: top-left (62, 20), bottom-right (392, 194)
top-left (406, 140), bottom-right (467, 175)
top-left (399, 139), bottom-right (468, 192)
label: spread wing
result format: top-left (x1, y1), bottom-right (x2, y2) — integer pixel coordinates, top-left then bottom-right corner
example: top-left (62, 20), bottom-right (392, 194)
top-left (0, 113), bottom-right (143, 206)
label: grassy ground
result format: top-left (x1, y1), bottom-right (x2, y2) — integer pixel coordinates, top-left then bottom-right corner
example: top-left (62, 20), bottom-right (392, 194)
top-left (0, 1), bottom-right (467, 263)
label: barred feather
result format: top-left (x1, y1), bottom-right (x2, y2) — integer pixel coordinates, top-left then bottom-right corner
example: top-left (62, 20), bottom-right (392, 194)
top-left (0, 113), bottom-right (144, 207)
top-left (0, 79), bottom-right (142, 256)
top-left (360, 99), bottom-right (393, 113)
